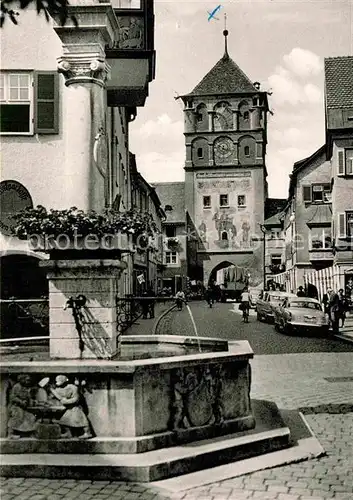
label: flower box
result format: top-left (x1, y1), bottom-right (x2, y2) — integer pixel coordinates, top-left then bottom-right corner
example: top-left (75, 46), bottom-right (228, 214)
top-left (13, 206), bottom-right (159, 257)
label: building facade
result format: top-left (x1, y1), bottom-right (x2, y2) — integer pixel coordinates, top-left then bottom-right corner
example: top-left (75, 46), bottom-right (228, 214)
top-left (130, 153), bottom-right (165, 295)
top-left (153, 182), bottom-right (188, 294)
top-left (0, 1), bottom-right (156, 305)
top-left (268, 56), bottom-right (353, 299)
top-left (325, 57), bottom-right (353, 298)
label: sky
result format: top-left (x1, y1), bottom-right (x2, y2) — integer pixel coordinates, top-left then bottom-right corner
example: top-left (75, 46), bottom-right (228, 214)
top-left (129, 0), bottom-right (353, 198)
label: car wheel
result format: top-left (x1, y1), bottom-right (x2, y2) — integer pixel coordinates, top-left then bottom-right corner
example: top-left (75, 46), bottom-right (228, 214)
top-left (274, 322), bottom-right (280, 332)
top-left (257, 312), bottom-right (262, 321)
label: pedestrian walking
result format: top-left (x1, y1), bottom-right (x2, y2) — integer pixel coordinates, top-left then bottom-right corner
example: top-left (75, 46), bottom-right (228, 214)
top-left (338, 288), bottom-right (348, 328)
top-left (141, 288), bottom-right (149, 319)
top-left (328, 289), bottom-right (341, 334)
top-left (147, 287), bottom-right (155, 319)
top-left (296, 286), bottom-right (306, 297)
top-left (205, 285), bottom-right (215, 308)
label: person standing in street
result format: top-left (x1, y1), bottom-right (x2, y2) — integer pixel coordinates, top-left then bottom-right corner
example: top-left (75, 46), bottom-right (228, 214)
top-left (297, 286), bottom-right (306, 297)
top-left (147, 287), bottom-right (155, 319)
top-left (205, 285), bottom-right (215, 308)
top-left (328, 289), bottom-right (341, 334)
top-left (338, 288), bottom-right (348, 328)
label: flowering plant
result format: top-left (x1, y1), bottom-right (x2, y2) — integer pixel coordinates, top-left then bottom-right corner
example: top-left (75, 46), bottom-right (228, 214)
top-left (13, 205), bottom-right (159, 240)
top-left (166, 236), bottom-right (179, 248)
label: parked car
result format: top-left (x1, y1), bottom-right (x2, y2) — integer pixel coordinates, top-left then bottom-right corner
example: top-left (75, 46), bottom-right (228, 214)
top-left (256, 291), bottom-right (296, 323)
top-left (274, 297), bottom-right (329, 336)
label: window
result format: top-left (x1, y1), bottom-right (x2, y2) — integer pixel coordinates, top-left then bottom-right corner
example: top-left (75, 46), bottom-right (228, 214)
top-left (197, 147), bottom-right (203, 158)
top-left (338, 149), bottom-right (353, 176)
top-left (244, 146), bottom-right (250, 157)
top-left (338, 212), bottom-right (353, 238)
top-left (0, 71), bottom-right (59, 135)
top-left (270, 229), bottom-right (281, 239)
top-left (271, 254), bottom-right (282, 266)
top-left (237, 195), bottom-right (246, 207)
top-left (243, 111), bottom-right (249, 120)
top-left (203, 195), bottom-right (211, 208)
top-left (164, 204), bottom-right (173, 212)
top-left (165, 225), bottom-right (176, 238)
top-left (310, 227), bottom-right (332, 249)
top-left (165, 251), bottom-right (178, 265)
top-left (221, 231), bottom-right (228, 241)
top-left (302, 184), bottom-right (331, 203)
top-left (197, 113), bottom-right (203, 122)
top-left (219, 194), bottom-right (229, 207)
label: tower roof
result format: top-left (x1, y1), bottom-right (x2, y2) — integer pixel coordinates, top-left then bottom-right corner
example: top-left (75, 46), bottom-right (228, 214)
top-left (187, 53), bottom-right (259, 96)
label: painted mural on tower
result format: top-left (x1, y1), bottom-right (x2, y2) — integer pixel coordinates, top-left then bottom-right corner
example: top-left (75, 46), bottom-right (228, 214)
top-left (195, 171), bottom-right (253, 252)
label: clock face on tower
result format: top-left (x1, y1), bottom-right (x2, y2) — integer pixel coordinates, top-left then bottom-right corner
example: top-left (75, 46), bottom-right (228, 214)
top-left (214, 138), bottom-right (234, 159)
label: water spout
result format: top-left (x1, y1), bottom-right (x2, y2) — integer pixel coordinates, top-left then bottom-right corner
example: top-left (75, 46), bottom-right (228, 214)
top-left (185, 303), bottom-right (202, 354)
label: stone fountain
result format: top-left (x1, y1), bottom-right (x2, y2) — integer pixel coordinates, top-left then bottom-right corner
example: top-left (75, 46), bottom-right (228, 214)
top-left (0, 290), bottom-right (294, 481)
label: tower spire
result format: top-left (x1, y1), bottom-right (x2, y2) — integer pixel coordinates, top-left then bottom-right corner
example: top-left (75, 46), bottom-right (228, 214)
top-left (223, 13), bottom-right (229, 58)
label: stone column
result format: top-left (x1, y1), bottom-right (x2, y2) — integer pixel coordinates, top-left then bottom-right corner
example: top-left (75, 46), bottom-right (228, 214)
top-left (41, 259), bottom-right (126, 359)
top-left (54, 5), bottom-right (117, 212)
top-left (208, 111), bottom-right (214, 132)
top-left (232, 109), bottom-right (238, 130)
top-left (250, 107), bottom-right (261, 129)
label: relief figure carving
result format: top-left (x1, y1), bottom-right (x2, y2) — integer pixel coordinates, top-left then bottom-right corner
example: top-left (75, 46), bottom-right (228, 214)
top-left (170, 365), bottom-right (225, 430)
top-left (7, 375), bottom-right (93, 440)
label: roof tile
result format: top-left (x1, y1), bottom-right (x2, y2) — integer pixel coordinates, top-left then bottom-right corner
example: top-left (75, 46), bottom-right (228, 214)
top-left (325, 56), bottom-right (353, 109)
top-left (153, 182), bottom-right (185, 224)
top-left (188, 53), bottom-right (258, 96)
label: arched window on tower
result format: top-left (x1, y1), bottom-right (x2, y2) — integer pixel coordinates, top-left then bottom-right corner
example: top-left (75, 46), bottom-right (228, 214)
top-left (244, 146), bottom-right (250, 157)
top-left (195, 103), bottom-right (208, 132)
top-left (197, 147), bottom-right (203, 158)
top-left (243, 111), bottom-right (249, 121)
top-left (221, 231), bottom-right (228, 241)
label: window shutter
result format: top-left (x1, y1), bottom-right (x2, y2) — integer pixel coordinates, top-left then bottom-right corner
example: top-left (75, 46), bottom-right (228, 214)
top-left (302, 185), bottom-right (312, 202)
top-left (347, 157), bottom-right (353, 175)
top-left (338, 213), bottom-right (346, 238)
top-left (338, 151), bottom-right (344, 175)
top-left (34, 71), bottom-right (59, 134)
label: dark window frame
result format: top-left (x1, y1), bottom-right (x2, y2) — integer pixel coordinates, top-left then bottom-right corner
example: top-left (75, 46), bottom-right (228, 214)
top-left (203, 195), bottom-right (211, 208)
top-left (219, 194), bottom-right (229, 207)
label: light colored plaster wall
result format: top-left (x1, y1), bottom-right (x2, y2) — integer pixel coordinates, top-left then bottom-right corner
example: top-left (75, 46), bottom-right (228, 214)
top-left (1, 8), bottom-right (66, 209)
top-left (294, 153), bottom-right (331, 265)
top-left (332, 139), bottom-right (353, 224)
top-left (331, 138), bottom-right (353, 266)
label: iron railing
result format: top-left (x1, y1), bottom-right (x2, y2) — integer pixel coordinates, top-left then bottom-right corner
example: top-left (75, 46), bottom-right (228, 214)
top-left (0, 298), bottom-right (49, 339)
top-left (116, 295), bottom-right (144, 332)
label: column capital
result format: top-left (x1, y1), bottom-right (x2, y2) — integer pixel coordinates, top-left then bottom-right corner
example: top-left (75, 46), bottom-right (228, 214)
top-left (53, 3), bottom-right (118, 87)
top-left (58, 50), bottom-right (111, 87)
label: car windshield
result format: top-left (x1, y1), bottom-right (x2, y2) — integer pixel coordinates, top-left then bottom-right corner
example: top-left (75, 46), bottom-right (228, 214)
top-left (269, 295), bottom-right (283, 302)
top-left (288, 301), bottom-right (321, 310)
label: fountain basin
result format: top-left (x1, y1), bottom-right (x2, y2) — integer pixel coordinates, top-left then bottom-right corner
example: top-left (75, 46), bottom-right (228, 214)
top-left (0, 338), bottom-right (254, 455)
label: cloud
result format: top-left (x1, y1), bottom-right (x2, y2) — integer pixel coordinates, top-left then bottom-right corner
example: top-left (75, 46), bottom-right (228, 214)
top-left (283, 48), bottom-right (323, 78)
top-left (134, 114), bottom-right (184, 139)
top-left (267, 49), bottom-right (323, 106)
top-left (133, 150), bottom-right (185, 183)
